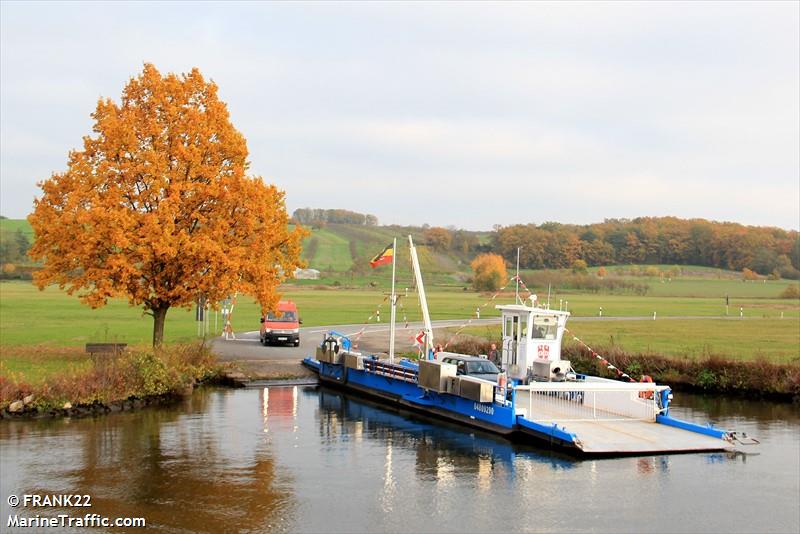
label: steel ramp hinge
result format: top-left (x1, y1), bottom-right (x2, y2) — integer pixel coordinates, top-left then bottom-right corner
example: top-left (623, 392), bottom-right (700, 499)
top-left (727, 431), bottom-right (760, 446)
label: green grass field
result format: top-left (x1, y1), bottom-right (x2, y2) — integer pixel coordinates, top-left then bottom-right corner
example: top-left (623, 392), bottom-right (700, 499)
top-left (0, 282), bottom-right (500, 347)
top-left (1, 347), bottom-right (92, 384)
top-left (302, 228), bottom-right (354, 271)
top-left (456, 318), bottom-right (800, 364)
top-left (1, 278), bottom-right (797, 382)
top-left (627, 278), bottom-right (794, 298)
top-left (0, 218), bottom-right (35, 240)
top-left (1, 279), bottom-right (797, 345)
top-left (538, 293), bottom-right (798, 318)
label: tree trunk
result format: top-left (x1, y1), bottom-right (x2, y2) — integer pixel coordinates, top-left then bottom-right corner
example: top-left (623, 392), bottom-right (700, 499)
top-left (152, 305), bottom-right (170, 347)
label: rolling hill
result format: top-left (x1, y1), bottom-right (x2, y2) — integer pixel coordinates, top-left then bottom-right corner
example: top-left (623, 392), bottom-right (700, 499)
top-left (0, 218), bottom-right (489, 286)
top-left (299, 223), bottom-right (488, 288)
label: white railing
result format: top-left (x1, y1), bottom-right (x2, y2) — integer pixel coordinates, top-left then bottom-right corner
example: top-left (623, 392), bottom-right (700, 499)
top-left (514, 382), bottom-right (669, 423)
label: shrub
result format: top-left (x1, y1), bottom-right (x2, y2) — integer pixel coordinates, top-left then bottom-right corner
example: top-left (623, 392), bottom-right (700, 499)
top-left (644, 266), bottom-right (661, 277)
top-left (742, 268), bottom-right (760, 281)
top-left (571, 259), bottom-right (588, 274)
top-left (696, 369), bottom-right (717, 389)
top-left (520, 271), bottom-right (649, 295)
top-left (779, 285), bottom-right (800, 299)
top-left (471, 253), bottom-right (508, 291)
top-left (0, 343), bottom-right (219, 411)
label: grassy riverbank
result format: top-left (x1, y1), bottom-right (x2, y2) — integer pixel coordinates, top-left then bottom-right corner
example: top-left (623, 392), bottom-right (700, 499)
top-left (1, 279), bottom-right (797, 399)
top-left (0, 343), bottom-right (222, 414)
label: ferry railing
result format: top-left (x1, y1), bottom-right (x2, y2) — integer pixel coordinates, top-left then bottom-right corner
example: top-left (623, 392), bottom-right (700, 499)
top-left (363, 359), bottom-right (419, 384)
top-left (514, 382), bottom-right (669, 423)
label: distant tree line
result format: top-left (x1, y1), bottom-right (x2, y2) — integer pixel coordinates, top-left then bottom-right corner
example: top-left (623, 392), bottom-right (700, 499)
top-left (422, 226), bottom-right (481, 255)
top-left (292, 208), bottom-right (378, 227)
top-left (293, 210), bottom-right (800, 280)
top-left (490, 217), bottom-right (800, 279)
top-left (0, 229), bottom-right (33, 278)
top-left (1, 230), bottom-right (31, 264)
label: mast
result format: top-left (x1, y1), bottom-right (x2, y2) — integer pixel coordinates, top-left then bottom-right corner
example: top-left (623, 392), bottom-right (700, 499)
top-left (389, 237), bottom-right (397, 363)
top-left (515, 247), bottom-right (521, 305)
top-left (409, 235), bottom-right (433, 357)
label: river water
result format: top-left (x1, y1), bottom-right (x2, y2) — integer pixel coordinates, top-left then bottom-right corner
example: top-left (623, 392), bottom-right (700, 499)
top-left (1, 387), bottom-right (798, 533)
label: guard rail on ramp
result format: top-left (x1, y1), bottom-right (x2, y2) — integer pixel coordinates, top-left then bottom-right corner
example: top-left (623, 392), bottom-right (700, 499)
top-left (514, 383), bottom-right (733, 454)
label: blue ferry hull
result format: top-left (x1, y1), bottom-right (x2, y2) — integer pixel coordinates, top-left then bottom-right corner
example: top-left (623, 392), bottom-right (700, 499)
top-left (316, 360), bottom-right (517, 434)
top-left (303, 356), bottom-right (732, 456)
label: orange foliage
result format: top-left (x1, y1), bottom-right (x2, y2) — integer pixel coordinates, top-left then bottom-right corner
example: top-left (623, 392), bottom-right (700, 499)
top-left (471, 253), bottom-right (508, 291)
top-left (423, 227), bottom-right (452, 251)
top-left (28, 64), bottom-right (306, 346)
top-left (741, 268), bottom-right (760, 281)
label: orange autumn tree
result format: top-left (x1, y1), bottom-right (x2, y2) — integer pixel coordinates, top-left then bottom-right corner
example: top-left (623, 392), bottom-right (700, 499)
top-left (28, 64), bottom-right (306, 346)
top-left (471, 253), bottom-right (508, 291)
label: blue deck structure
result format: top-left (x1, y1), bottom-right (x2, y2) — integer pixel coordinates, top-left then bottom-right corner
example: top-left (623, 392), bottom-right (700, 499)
top-left (302, 306), bottom-right (734, 456)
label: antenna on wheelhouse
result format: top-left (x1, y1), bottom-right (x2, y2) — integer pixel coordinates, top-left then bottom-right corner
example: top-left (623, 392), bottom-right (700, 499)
top-left (515, 247), bottom-right (521, 305)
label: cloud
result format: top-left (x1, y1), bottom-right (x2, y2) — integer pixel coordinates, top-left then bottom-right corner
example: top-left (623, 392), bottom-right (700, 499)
top-left (1, 1), bottom-right (797, 230)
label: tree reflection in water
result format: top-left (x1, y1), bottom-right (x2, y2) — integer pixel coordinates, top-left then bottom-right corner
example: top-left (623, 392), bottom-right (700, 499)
top-left (0, 388), bottom-right (296, 533)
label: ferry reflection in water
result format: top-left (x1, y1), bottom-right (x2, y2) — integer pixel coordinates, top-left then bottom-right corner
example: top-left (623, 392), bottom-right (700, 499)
top-left (312, 386), bottom-right (578, 482)
top-left (293, 387), bottom-right (782, 534)
top-left (2, 387), bottom-right (796, 533)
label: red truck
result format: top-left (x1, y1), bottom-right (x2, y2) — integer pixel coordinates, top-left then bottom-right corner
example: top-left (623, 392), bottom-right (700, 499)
top-left (260, 300), bottom-right (301, 346)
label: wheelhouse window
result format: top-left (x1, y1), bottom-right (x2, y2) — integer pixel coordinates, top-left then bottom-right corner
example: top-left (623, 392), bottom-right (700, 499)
top-left (532, 315), bottom-right (558, 340)
top-left (504, 315), bottom-right (521, 339)
top-left (504, 316), bottom-right (513, 338)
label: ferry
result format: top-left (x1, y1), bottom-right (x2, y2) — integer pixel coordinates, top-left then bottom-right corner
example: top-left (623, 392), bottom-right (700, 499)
top-left (302, 237), bottom-right (743, 456)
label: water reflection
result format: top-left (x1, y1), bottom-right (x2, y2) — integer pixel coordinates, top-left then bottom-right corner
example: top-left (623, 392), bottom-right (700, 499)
top-left (672, 392), bottom-right (800, 437)
top-left (636, 456), bottom-right (670, 475)
top-left (262, 386), bottom-right (299, 434)
top-left (1, 387), bottom-right (797, 534)
top-left (1, 389), bottom-right (296, 533)
top-left (313, 386), bottom-right (577, 479)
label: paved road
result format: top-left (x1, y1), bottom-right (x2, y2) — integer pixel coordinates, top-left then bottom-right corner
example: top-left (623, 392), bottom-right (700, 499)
top-left (210, 314), bottom-right (745, 362)
top-left (211, 319), bottom-right (501, 362)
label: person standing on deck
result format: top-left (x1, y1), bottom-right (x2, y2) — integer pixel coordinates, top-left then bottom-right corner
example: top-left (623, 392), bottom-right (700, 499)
top-left (488, 343), bottom-right (501, 368)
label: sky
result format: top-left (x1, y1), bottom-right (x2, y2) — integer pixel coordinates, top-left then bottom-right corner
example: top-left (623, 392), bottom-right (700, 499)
top-left (1, 1), bottom-right (798, 231)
